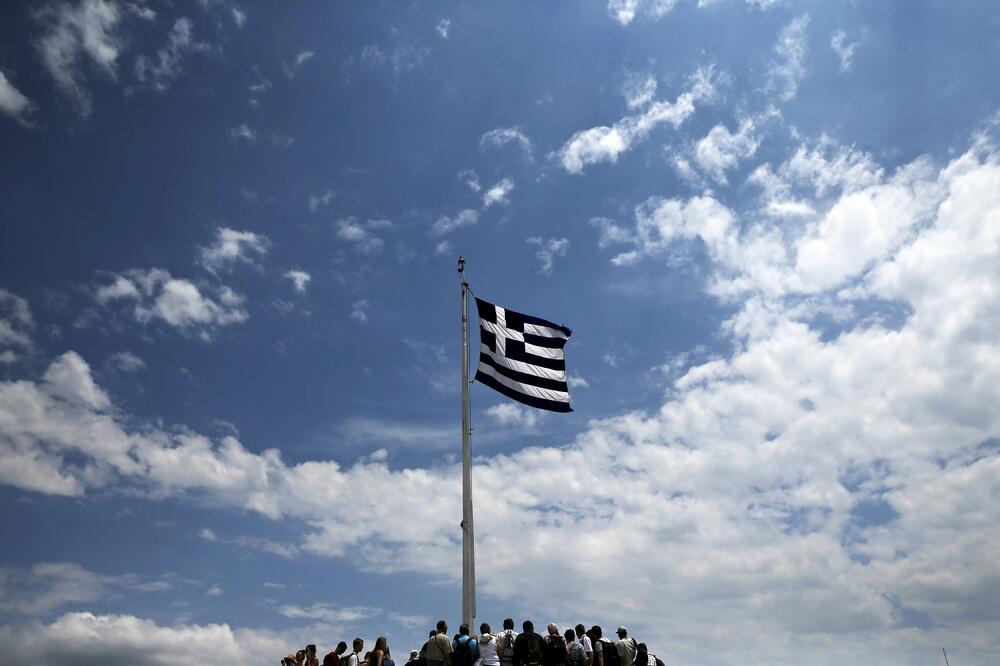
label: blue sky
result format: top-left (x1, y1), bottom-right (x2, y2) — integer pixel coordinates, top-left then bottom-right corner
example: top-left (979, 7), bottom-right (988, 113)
top-left (2, 1), bottom-right (1000, 664)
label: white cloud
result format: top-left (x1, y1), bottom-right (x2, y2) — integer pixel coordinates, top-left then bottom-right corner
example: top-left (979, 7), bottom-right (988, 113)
top-left (431, 208), bottom-right (479, 236)
top-left (283, 50), bottom-right (315, 79)
top-left (229, 122), bottom-right (256, 142)
top-left (0, 289), bottom-right (35, 363)
top-left (0, 70), bottom-right (36, 125)
top-left (308, 189), bottom-right (335, 211)
top-left (482, 178), bottom-right (514, 209)
top-left (623, 73), bottom-right (657, 109)
top-left (767, 15), bottom-right (810, 102)
top-left (354, 43), bottom-right (429, 77)
top-left (350, 300), bottom-right (370, 323)
top-left (435, 240), bottom-right (453, 256)
top-left (693, 117), bottom-right (762, 184)
top-left (830, 29), bottom-right (862, 73)
top-left (199, 227), bottom-right (270, 273)
top-left (607, 0), bottom-right (679, 26)
top-left (231, 6), bottom-right (246, 28)
top-left (480, 127), bottom-right (534, 161)
top-left (107, 351), bottom-right (145, 373)
top-left (33, 0), bottom-right (123, 116)
top-left (133, 17), bottom-right (209, 92)
top-left (94, 269), bottom-right (249, 337)
top-left (436, 18), bottom-right (451, 39)
top-left (336, 219), bottom-right (386, 254)
top-left (485, 403), bottom-right (542, 428)
top-left (284, 270), bottom-right (311, 294)
top-left (557, 65), bottom-right (718, 173)
top-left (0, 562), bottom-right (170, 616)
top-left (458, 169), bottom-right (481, 193)
top-left (527, 237), bottom-right (570, 275)
top-left (567, 374), bottom-right (590, 389)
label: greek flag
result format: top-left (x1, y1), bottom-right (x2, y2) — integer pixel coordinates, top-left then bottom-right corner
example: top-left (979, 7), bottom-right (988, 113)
top-left (474, 297), bottom-right (573, 413)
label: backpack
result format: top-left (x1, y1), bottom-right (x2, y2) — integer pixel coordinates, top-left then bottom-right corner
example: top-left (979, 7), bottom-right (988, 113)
top-left (501, 631), bottom-right (517, 662)
top-left (568, 641), bottom-right (586, 666)
top-left (454, 637), bottom-right (475, 666)
top-left (599, 640), bottom-right (619, 666)
top-left (525, 633), bottom-right (544, 666)
top-left (543, 635), bottom-right (567, 666)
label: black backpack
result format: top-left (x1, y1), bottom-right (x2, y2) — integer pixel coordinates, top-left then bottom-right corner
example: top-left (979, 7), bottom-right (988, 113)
top-left (454, 637), bottom-right (475, 666)
top-left (543, 635), bottom-right (567, 666)
top-left (599, 640), bottom-right (619, 666)
top-left (525, 633), bottom-right (544, 665)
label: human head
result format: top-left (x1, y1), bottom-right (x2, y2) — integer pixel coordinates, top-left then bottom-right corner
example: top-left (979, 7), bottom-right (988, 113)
top-left (459, 624), bottom-right (470, 637)
top-left (503, 618), bottom-right (514, 631)
top-left (307, 645), bottom-right (317, 656)
top-left (575, 625), bottom-right (586, 639)
top-left (374, 637), bottom-right (389, 656)
top-left (523, 620), bottom-right (534, 633)
top-left (337, 642), bottom-right (348, 655)
top-left (590, 626), bottom-right (603, 640)
top-left (437, 620), bottom-right (448, 633)
top-left (564, 629), bottom-right (575, 643)
top-left (616, 627), bottom-right (627, 638)
top-left (481, 622), bottom-right (492, 636)
top-left (547, 624), bottom-right (559, 636)
top-left (637, 644), bottom-right (647, 653)
top-left (353, 638), bottom-right (364, 653)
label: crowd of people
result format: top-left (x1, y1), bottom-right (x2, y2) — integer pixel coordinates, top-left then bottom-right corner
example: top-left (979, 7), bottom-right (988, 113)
top-left (280, 619), bottom-right (665, 666)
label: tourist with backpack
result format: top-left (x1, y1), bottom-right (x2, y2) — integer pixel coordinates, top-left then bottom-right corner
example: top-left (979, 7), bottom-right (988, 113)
top-left (513, 620), bottom-right (544, 666)
top-left (497, 618), bottom-right (518, 666)
top-left (589, 626), bottom-right (617, 666)
top-left (614, 628), bottom-right (637, 666)
top-left (633, 643), bottom-right (663, 666)
top-left (478, 623), bottom-right (501, 666)
top-left (573, 625), bottom-right (592, 666)
top-left (565, 629), bottom-right (587, 666)
top-left (541, 624), bottom-right (568, 666)
top-left (453, 624), bottom-right (480, 666)
top-left (426, 621), bottom-right (453, 666)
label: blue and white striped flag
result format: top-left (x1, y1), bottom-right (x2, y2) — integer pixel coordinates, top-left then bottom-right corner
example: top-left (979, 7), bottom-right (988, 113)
top-left (474, 297), bottom-right (573, 413)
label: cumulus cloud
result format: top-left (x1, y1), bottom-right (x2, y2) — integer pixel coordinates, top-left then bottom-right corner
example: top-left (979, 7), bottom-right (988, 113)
top-left (692, 113), bottom-right (774, 184)
top-left (485, 403), bottom-right (542, 428)
top-left (607, 0), bottom-right (679, 26)
top-left (283, 50), bottom-right (315, 79)
top-left (622, 73), bottom-right (657, 109)
top-left (93, 269), bottom-right (248, 338)
top-left (107, 351), bottom-right (145, 373)
top-left (830, 29), bottom-right (862, 73)
top-left (526, 237), bottom-right (570, 275)
top-left (431, 208), bottom-right (479, 236)
top-left (133, 17), bottom-right (209, 92)
top-left (0, 70), bottom-right (36, 125)
top-left (198, 227), bottom-right (270, 273)
top-left (557, 65), bottom-right (718, 173)
top-left (767, 15), bottom-right (810, 102)
top-left (33, 0), bottom-right (124, 116)
top-left (480, 127), bottom-right (534, 161)
top-left (435, 18), bottom-right (451, 39)
top-left (0, 289), bottom-right (35, 363)
top-left (229, 122), bottom-right (256, 142)
top-left (0, 562), bottom-right (170, 616)
top-left (482, 178), bottom-right (514, 209)
top-left (308, 189), bottom-right (335, 211)
top-left (350, 300), bottom-right (370, 323)
top-left (336, 219), bottom-right (387, 254)
top-left (284, 270), bottom-right (311, 294)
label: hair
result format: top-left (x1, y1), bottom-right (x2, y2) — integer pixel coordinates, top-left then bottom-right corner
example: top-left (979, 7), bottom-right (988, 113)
top-left (353, 638), bottom-right (364, 651)
top-left (307, 645), bottom-right (317, 654)
top-left (590, 626), bottom-right (603, 640)
top-left (429, 630), bottom-right (438, 638)
top-left (374, 637), bottom-right (390, 658)
top-left (617, 628), bottom-right (627, 637)
top-left (481, 623), bottom-right (492, 636)
top-left (637, 644), bottom-right (647, 652)
top-left (503, 618), bottom-right (515, 630)
top-left (337, 642), bottom-right (349, 654)
top-left (547, 624), bottom-right (559, 636)
top-left (564, 629), bottom-right (576, 643)
top-left (575, 625), bottom-right (586, 638)
top-left (523, 620), bottom-right (534, 632)
top-left (437, 620), bottom-right (448, 632)
top-left (460, 624), bottom-right (470, 636)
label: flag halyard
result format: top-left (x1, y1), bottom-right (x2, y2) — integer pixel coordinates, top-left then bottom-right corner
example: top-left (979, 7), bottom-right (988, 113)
top-left (474, 297), bottom-right (573, 413)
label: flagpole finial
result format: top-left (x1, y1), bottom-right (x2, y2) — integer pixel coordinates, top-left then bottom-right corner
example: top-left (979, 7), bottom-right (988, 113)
top-left (458, 256), bottom-right (465, 275)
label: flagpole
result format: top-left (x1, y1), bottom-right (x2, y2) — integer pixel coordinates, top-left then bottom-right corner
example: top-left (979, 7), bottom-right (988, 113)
top-left (458, 257), bottom-right (476, 628)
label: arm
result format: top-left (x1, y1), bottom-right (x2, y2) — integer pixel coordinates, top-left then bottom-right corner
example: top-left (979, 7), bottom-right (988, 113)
top-left (373, 650), bottom-right (384, 666)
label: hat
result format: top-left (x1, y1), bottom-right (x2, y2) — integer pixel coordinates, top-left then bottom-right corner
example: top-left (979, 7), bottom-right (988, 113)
top-left (617, 626), bottom-right (627, 634)
top-left (410, 651), bottom-right (419, 660)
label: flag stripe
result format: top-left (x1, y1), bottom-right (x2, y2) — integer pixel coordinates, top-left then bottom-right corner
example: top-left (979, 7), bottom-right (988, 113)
top-left (506, 341), bottom-right (565, 371)
top-left (503, 308), bottom-right (571, 337)
top-left (480, 319), bottom-right (524, 344)
top-left (480, 344), bottom-right (565, 381)
top-left (523, 322), bottom-right (569, 339)
top-left (523, 333), bottom-right (567, 349)
top-left (474, 371), bottom-right (573, 412)
top-left (474, 365), bottom-right (571, 404)
top-left (479, 349), bottom-right (567, 388)
top-left (524, 342), bottom-right (564, 359)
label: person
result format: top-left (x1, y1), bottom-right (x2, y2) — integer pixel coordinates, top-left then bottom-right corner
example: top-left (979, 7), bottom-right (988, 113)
top-left (541, 624), bottom-right (567, 666)
top-left (370, 637), bottom-right (394, 666)
top-left (296, 650), bottom-right (307, 666)
top-left (614, 627), bottom-right (637, 666)
top-left (306, 645), bottom-right (320, 666)
top-left (589, 626), bottom-right (616, 666)
top-left (497, 618), bottom-right (518, 666)
top-left (421, 630), bottom-right (438, 659)
top-left (453, 623), bottom-right (480, 666)
top-left (513, 620), bottom-right (543, 666)
top-left (574, 625), bottom-right (593, 666)
top-left (634, 643), bottom-right (662, 666)
top-left (404, 650), bottom-right (421, 666)
top-left (478, 622), bottom-right (500, 666)
top-left (565, 630), bottom-right (585, 666)
top-left (345, 638), bottom-right (365, 666)
top-left (426, 620), bottom-right (454, 666)
top-left (325, 641), bottom-right (349, 666)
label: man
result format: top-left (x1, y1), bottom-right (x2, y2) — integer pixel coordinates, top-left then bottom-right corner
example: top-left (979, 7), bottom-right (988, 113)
top-left (513, 620), bottom-right (544, 666)
top-left (453, 623), bottom-right (481, 666)
top-left (588, 626), bottom-right (616, 666)
top-left (345, 639), bottom-right (365, 666)
top-left (541, 624), bottom-right (567, 666)
top-left (404, 650), bottom-right (421, 666)
top-left (498, 618), bottom-right (518, 666)
top-left (574, 625), bottom-right (593, 666)
top-left (425, 620), bottom-right (454, 666)
top-left (614, 627), bottom-right (637, 666)
top-left (325, 642), bottom-right (349, 666)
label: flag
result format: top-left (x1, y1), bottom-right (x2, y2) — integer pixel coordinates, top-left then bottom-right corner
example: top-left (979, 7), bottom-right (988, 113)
top-left (474, 297), bottom-right (573, 412)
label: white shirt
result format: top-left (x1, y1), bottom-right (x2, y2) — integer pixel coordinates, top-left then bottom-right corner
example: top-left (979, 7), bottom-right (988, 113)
top-left (478, 634), bottom-right (500, 666)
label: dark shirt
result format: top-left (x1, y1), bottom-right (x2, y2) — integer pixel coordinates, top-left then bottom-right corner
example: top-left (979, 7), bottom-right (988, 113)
top-left (324, 653), bottom-right (342, 666)
top-left (513, 631), bottom-right (544, 666)
top-left (453, 635), bottom-right (481, 664)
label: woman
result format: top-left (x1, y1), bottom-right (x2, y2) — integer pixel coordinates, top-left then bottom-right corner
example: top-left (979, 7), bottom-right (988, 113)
top-left (369, 636), bottom-right (395, 666)
top-left (478, 623), bottom-right (500, 666)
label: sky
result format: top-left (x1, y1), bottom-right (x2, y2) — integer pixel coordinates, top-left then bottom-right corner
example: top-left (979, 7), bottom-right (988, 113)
top-left (1, 0), bottom-right (999, 664)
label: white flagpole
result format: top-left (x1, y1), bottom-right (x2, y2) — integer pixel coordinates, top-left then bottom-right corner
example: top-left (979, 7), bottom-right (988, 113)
top-left (458, 257), bottom-right (476, 628)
